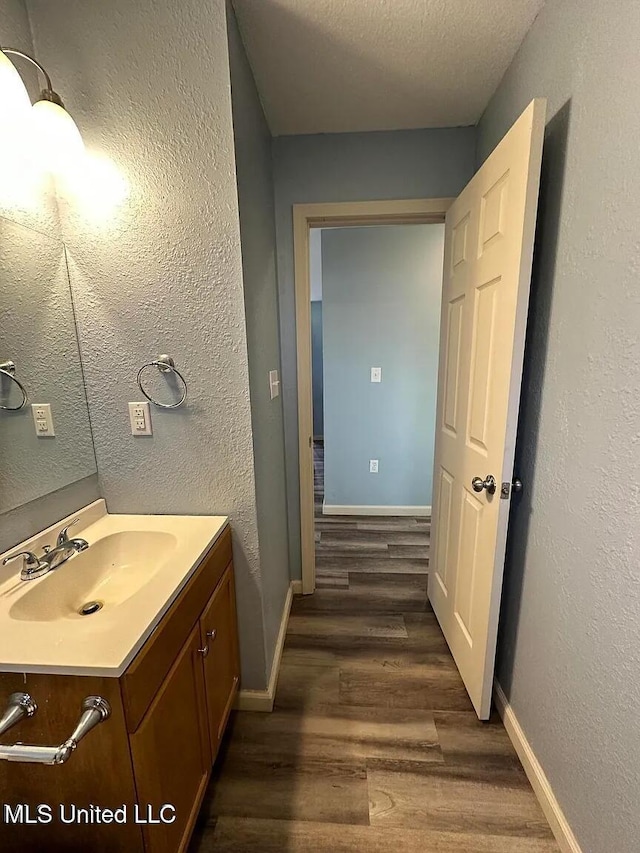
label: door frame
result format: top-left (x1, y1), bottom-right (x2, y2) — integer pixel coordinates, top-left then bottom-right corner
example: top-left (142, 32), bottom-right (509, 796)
top-left (294, 198), bottom-right (455, 594)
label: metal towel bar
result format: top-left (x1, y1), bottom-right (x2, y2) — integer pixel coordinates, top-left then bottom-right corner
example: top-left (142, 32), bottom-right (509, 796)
top-left (0, 695), bottom-right (111, 765)
top-left (0, 692), bottom-right (37, 737)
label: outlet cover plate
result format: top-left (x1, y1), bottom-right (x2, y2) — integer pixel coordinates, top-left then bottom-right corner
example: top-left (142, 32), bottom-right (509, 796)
top-left (32, 403), bottom-right (55, 437)
top-left (129, 401), bottom-right (152, 436)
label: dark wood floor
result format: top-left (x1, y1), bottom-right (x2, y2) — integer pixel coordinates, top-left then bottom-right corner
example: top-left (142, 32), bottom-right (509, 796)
top-left (314, 440), bottom-right (430, 585)
top-left (191, 442), bottom-right (558, 852)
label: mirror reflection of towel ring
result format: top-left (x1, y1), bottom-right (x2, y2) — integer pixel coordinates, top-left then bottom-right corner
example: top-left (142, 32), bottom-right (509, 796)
top-left (0, 360), bottom-right (28, 411)
top-left (136, 355), bottom-right (187, 409)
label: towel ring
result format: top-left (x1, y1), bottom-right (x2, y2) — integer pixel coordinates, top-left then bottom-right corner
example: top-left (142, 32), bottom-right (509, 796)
top-left (0, 360), bottom-right (28, 411)
top-left (136, 355), bottom-right (187, 409)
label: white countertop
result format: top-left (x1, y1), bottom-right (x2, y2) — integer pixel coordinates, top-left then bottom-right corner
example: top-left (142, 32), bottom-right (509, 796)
top-left (0, 501), bottom-right (229, 677)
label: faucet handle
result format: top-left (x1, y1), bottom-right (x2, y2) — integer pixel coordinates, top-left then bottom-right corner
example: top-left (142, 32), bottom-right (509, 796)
top-left (3, 551), bottom-right (41, 569)
top-left (57, 518), bottom-right (80, 547)
top-left (2, 551), bottom-right (49, 580)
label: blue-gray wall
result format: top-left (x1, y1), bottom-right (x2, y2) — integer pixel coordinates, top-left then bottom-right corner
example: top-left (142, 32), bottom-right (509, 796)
top-left (273, 127), bottom-right (476, 577)
top-left (322, 225), bottom-right (443, 510)
top-left (311, 301), bottom-right (324, 438)
top-left (478, 2), bottom-right (640, 851)
top-left (227, 3), bottom-right (290, 670)
top-left (29, 0), bottom-right (268, 689)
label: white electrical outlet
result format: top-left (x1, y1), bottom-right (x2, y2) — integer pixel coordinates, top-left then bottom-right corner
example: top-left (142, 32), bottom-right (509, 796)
top-left (369, 459), bottom-right (379, 473)
top-left (370, 367), bottom-right (382, 383)
top-left (128, 401), bottom-right (152, 436)
top-left (31, 403), bottom-right (55, 437)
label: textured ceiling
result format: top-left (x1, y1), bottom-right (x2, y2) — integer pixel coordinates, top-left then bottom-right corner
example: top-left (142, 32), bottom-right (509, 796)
top-left (231, 0), bottom-right (545, 135)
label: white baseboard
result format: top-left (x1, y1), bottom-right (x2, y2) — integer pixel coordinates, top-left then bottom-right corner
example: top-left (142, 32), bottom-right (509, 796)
top-left (322, 504), bottom-right (431, 517)
top-left (494, 681), bottom-right (583, 853)
top-left (236, 582), bottom-right (294, 713)
top-left (234, 689), bottom-right (274, 712)
top-left (290, 579), bottom-right (303, 594)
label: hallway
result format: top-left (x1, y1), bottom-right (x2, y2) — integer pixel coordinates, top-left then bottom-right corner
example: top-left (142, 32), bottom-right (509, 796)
top-left (192, 445), bottom-right (558, 851)
top-left (193, 582), bottom-right (558, 851)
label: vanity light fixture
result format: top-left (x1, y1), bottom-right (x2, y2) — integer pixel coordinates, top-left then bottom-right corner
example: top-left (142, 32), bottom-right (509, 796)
top-left (0, 49), bottom-right (31, 121)
top-left (0, 47), bottom-right (84, 176)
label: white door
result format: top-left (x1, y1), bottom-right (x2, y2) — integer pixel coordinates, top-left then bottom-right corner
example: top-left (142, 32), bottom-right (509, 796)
top-left (428, 99), bottom-right (546, 719)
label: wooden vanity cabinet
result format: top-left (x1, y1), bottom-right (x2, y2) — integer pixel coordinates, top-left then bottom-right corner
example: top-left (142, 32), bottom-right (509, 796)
top-left (199, 564), bottom-right (240, 761)
top-left (0, 524), bottom-right (240, 853)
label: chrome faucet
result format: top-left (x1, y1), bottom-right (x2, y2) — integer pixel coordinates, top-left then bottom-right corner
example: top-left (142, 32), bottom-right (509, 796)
top-left (2, 519), bottom-right (89, 581)
top-left (48, 519), bottom-right (90, 569)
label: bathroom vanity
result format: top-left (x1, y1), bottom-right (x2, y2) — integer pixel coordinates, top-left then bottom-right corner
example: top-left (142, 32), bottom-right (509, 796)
top-left (0, 502), bottom-right (240, 853)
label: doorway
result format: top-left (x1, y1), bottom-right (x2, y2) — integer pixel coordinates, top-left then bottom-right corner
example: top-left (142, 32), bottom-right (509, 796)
top-left (294, 199), bottom-right (454, 595)
top-left (309, 222), bottom-right (444, 588)
top-left (294, 99), bottom-right (545, 723)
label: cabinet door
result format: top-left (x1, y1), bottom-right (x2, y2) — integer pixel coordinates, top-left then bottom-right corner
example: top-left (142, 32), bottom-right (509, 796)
top-left (200, 562), bottom-right (240, 759)
top-left (130, 624), bottom-right (211, 853)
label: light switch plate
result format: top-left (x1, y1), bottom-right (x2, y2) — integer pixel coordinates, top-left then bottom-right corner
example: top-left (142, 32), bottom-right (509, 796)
top-left (269, 369), bottom-right (280, 399)
top-left (370, 367), bottom-right (382, 383)
top-left (32, 403), bottom-right (55, 437)
top-left (369, 459), bottom-right (379, 473)
top-left (128, 401), bottom-right (152, 436)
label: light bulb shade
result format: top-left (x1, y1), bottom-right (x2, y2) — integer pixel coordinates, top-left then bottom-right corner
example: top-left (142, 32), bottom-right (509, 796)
top-left (31, 98), bottom-right (84, 177)
top-left (0, 51), bottom-right (32, 127)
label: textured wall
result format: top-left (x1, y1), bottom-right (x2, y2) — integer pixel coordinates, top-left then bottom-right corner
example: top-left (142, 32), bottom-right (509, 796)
top-left (0, 218), bottom-right (96, 515)
top-left (322, 225), bottom-right (443, 509)
top-left (272, 127), bottom-right (475, 576)
top-left (477, 2), bottom-right (640, 851)
top-left (27, 0), bottom-right (268, 689)
top-left (226, 2), bottom-right (290, 667)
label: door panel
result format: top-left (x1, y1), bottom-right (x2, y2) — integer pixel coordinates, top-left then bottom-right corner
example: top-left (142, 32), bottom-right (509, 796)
top-left (130, 625), bottom-right (210, 853)
top-left (454, 488), bottom-right (482, 638)
top-left (442, 295), bottom-right (464, 436)
top-left (467, 276), bottom-right (500, 454)
top-left (478, 171), bottom-right (510, 254)
top-left (429, 99), bottom-right (546, 719)
top-left (433, 467), bottom-right (454, 597)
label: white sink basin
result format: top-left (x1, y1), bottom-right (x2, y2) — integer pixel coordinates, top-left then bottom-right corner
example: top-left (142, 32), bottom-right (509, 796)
top-left (0, 501), bottom-right (228, 676)
top-left (9, 531), bottom-right (178, 623)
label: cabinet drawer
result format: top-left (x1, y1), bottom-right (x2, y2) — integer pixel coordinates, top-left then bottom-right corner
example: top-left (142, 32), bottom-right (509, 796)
top-left (121, 526), bottom-right (232, 732)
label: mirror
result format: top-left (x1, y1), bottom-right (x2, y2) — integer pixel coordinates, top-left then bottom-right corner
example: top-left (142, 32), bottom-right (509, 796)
top-left (0, 216), bottom-right (97, 515)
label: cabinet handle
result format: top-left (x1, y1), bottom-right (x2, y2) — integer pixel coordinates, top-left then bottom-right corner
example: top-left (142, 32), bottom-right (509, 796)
top-left (206, 629), bottom-right (217, 641)
top-left (197, 644), bottom-right (210, 658)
